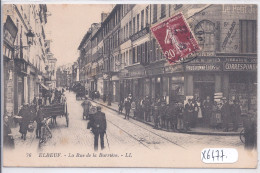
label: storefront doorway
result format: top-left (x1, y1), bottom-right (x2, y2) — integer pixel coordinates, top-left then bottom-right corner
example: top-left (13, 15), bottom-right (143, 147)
top-left (194, 82), bottom-right (214, 102)
top-left (193, 74), bottom-right (215, 102)
top-left (155, 77), bottom-right (162, 99)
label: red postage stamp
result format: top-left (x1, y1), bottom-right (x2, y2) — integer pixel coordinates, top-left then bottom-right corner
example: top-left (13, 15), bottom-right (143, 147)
top-left (151, 13), bottom-right (200, 64)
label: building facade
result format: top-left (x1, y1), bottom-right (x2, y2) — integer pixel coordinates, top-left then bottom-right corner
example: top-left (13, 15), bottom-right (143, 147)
top-left (56, 64), bottom-right (73, 88)
top-left (3, 4), bottom-right (51, 116)
top-left (77, 4), bottom-right (257, 115)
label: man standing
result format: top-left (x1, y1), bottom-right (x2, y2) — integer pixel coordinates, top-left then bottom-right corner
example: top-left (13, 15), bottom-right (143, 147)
top-left (231, 99), bottom-right (241, 132)
top-left (18, 104), bottom-right (31, 140)
top-left (35, 107), bottom-right (44, 138)
top-left (88, 106), bottom-right (107, 151)
top-left (221, 97), bottom-right (231, 132)
top-left (184, 99), bottom-right (194, 131)
top-left (143, 96), bottom-right (151, 122)
top-left (203, 96), bottom-right (213, 126)
top-left (124, 98), bottom-right (131, 120)
top-left (81, 98), bottom-right (92, 119)
top-left (4, 116), bottom-right (14, 149)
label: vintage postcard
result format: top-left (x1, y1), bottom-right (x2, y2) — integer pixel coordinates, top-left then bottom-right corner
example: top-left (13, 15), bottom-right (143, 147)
top-left (2, 3), bottom-right (258, 168)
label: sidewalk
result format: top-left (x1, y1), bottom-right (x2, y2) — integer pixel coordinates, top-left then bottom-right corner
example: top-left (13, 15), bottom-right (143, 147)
top-left (91, 99), bottom-right (241, 136)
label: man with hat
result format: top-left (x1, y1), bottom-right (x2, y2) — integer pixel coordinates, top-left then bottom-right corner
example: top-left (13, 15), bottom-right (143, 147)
top-left (184, 98), bottom-right (194, 131)
top-left (231, 99), bottom-right (241, 131)
top-left (18, 103), bottom-right (31, 140)
top-left (88, 106), bottom-right (107, 151)
top-left (221, 97), bottom-right (231, 132)
top-left (81, 97), bottom-right (92, 119)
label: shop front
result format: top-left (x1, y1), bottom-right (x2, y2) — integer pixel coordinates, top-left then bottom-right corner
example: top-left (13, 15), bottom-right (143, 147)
top-left (3, 15), bottom-right (18, 117)
top-left (184, 57), bottom-right (223, 103)
top-left (164, 64), bottom-right (185, 104)
top-left (182, 56), bottom-right (257, 114)
top-left (145, 61), bottom-right (165, 101)
top-left (14, 58), bottom-right (28, 114)
top-left (121, 64), bottom-right (146, 101)
top-left (111, 74), bottom-right (120, 102)
top-left (223, 57), bottom-right (257, 114)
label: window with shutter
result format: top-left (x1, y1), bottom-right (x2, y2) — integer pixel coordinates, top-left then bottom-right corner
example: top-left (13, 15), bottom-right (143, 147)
top-left (240, 20), bottom-right (257, 53)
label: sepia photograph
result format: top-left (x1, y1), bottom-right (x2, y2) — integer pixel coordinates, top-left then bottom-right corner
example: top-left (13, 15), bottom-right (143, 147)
top-left (2, 2), bottom-right (258, 168)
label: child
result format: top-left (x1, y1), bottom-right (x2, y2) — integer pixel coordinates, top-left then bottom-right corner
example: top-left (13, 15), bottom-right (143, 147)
top-left (118, 100), bottom-right (124, 114)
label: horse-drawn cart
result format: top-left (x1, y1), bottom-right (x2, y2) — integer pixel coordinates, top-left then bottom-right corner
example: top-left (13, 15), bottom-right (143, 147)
top-left (40, 103), bottom-right (69, 127)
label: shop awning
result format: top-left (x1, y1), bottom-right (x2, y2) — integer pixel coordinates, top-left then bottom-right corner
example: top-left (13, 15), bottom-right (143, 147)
top-left (39, 83), bottom-right (49, 90)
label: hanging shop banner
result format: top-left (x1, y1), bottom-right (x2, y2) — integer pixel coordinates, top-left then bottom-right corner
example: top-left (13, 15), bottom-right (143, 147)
top-left (4, 15), bottom-right (18, 47)
top-left (151, 13), bottom-right (200, 64)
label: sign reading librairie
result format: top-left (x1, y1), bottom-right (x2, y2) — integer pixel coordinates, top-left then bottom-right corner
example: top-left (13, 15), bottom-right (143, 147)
top-left (151, 13), bottom-right (200, 64)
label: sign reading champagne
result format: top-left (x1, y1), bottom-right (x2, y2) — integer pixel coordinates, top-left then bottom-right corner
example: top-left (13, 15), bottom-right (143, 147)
top-left (151, 13), bottom-right (200, 64)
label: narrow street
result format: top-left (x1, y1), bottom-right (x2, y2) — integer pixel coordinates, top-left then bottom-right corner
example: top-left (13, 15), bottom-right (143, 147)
top-left (36, 91), bottom-right (243, 153)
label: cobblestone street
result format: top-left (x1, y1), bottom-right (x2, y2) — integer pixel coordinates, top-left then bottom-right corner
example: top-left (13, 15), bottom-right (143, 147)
top-left (10, 91), bottom-right (244, 154)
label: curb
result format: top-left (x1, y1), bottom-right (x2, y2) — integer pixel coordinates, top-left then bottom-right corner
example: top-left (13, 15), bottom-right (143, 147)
top-left (91, 100), bottom-right (240, 136)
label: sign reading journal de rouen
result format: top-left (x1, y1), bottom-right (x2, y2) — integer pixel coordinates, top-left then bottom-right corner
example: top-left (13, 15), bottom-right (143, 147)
top-left (151, 13), bottom-right (200, 64)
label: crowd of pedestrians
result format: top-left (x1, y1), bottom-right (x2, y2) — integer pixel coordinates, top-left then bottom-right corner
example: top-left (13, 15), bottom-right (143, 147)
top-left (117, 94), bottom-right (242, 132)
top-left (4, 87), bottom-right (67, 146)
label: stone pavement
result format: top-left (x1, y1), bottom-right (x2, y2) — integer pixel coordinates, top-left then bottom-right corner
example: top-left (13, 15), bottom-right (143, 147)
top-left (90, 98), bottom-right (242, 136)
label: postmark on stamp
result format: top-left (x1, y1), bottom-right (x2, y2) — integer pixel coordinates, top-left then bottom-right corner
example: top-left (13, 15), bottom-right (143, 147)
top-left (151, 13), bottom-right (200, 64)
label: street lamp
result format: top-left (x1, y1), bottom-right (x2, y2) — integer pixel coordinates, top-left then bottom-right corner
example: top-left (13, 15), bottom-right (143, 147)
top-left (14, 29), bottom-right (35, 50)
top-left (26, 29), bottom-right (35, 46)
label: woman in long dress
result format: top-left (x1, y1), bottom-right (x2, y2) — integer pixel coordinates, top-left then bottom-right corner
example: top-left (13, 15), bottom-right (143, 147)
top-left (196, 100), bottom-right (203, 125)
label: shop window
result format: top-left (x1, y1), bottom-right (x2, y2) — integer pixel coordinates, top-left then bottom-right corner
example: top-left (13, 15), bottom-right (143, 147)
top-left (144, 78), bottom-right (150, 96)
top-left (126, 23), bottom-right (128, 38)
top-left (129, 21), bottom-right (132, 36)
top-left (137, 14), bottom-right (140, 32)
top-left (137, 45), bottom-right (141, 62)
top-left (161, 4), bottom-right (166, 18)
top-left (151, 39), bottom-right (156, 62)
top-left (141, 10), bottom-right (144, 29)
top-left (123, 26), bottom-right (125, 40)
top-left (240, 20), bottom-right (257, 53)
top-left (153, 4), bottom-right (157, 24)
top-left (132, 47), bottom-right (137, 64)
top-left (229, 73), bottom-right (256, 113)
top-left (133, 17), bottom-right (136, 34)
top-left (170, 76), bottom-right (184, 101)
top-left (145, 6), bottom-right (149, 26)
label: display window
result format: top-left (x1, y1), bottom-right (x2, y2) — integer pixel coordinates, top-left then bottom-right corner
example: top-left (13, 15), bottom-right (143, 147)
top-left (229, 72), bottom-right (257, 114)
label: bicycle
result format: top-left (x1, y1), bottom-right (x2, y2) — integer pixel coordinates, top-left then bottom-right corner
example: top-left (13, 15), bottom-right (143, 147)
top-left (39, 118), bottom-right (52, 144)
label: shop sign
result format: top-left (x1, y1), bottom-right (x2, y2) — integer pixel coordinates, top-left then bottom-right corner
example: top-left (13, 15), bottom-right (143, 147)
top-left (146, 67), bottom-right (164, 76)
top-left (130, 27), bottom-right (149, 42)
top-left (129, 70), bottom-right (145, 78)
top-left (4, 16), bottom-right (18, 47)
top-left (223, 62), bottom-right (257, 71)
top-left (224, 57), bottom-right (257, 63)
top-left (165, 64), bottom-right (184, 73)
top-left (185, 63), bottom-right (222, 71)
top-left (172, 76), bottom-right (184, 82)
top-left (118, 69), bottom-right (129, 78)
